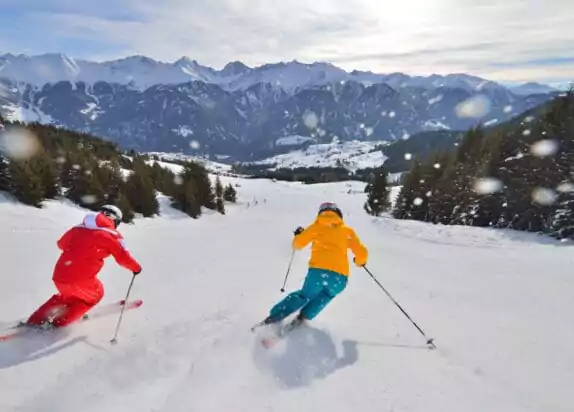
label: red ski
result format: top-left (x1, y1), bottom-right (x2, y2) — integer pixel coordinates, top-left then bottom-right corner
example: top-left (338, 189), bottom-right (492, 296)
top-left (0, 299), bottom-right (143, 342)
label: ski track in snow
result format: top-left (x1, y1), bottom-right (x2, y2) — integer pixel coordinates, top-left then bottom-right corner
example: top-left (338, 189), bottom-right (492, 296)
top-left (0, 178), bottom-right (573, 412)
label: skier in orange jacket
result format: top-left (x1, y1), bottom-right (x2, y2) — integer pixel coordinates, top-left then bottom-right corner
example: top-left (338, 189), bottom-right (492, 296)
top-left (264, 202), bottom-right (368, 324)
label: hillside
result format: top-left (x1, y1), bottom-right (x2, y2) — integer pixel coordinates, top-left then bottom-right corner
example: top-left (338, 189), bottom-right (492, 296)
top-left (393, 91), bottom-right (574, 240)
top-left (0, 117), bottom-right (238, 219)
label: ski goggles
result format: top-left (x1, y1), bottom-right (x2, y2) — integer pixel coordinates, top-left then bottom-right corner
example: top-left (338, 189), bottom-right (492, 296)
top-left (318, 202), bottom-right (342, 218)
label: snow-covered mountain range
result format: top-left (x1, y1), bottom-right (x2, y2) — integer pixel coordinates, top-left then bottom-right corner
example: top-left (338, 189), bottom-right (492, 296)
top-left (0, 53), bottom-right (561, 159)
top-left (0, 53), bottom-right (559, 94)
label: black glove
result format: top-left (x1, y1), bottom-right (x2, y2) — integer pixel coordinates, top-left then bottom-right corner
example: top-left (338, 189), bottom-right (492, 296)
top-left (293, 226), bottom-right (304, 236)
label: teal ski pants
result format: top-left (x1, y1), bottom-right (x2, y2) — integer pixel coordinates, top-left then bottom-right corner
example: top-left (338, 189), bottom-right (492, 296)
top-left (269, 268), bottom-right (348, 321)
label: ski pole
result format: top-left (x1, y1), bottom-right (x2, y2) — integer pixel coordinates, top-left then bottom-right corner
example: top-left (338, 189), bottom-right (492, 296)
top-left (280, 249), bottom-right (295, 292)
top-left (363, 266), bottom-right (436, 349)
top-left (110, 273), bottom-right (136, 345)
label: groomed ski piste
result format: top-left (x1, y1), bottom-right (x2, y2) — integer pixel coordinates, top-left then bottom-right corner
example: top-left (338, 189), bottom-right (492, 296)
top-left (1, 173), bottom-right (573, 412)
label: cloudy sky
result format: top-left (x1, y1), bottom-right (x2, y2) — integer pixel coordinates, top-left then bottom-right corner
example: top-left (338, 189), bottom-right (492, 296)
top-left (1, 0), bottom-right (572, 86)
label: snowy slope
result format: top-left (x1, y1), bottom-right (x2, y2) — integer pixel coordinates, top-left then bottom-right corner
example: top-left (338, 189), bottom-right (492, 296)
top-left (145, 152), bottom-right (233, 174)
top-left (1, 178), bottom-right (573, 412)
top-left (250, 140), bottom-right (387, 171)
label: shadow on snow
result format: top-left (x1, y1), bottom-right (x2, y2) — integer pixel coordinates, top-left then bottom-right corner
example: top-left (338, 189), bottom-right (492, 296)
top-left (251, 324), bottom-right (359, 389)
top-left (0, 328), bottom-right (87, 370)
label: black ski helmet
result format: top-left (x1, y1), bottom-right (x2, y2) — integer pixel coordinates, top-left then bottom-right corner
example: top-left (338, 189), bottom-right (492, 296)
top-left (318, 202), bottom-right (342, 218)
top-left (100, 204), bottom-right (123, 228)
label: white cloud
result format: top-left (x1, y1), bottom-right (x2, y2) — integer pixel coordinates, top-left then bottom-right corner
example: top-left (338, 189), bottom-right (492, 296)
top-left (25, 0), bottom-right (574, 83)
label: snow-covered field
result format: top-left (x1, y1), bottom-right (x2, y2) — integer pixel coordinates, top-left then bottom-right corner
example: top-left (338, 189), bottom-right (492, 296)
top-left (1, 176), bottom-right (573, 412)
top-left (145, 152), bottom-right (233, 174)
top-left (250, 139), bottom-right (387, 171)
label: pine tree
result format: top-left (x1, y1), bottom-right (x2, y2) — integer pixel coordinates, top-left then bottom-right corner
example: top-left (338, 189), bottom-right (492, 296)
top-left (214, 175), bottom-right (225, 214)
top-left (548, 189), bottom-right (574, 240)
top-left (215, 176), bottom-right (224, 198)
top-left (9, 160), bottom-right (45, 207)
top-left (463, 133), bottom-right (505, 227)
top-left (216, 196), bottom-right (225, 214)
top-left (96, 161), bottom-right (127, 204)
top-left (172, 179), bottom-right (202, 218)
top-left (36, 152), bottom-right (59, 199)
top-left (448, 127), bottom-right (488, 225)
top-left (223, 184), bottom-right (237, 203)
top-left (181, 161), bottom-right (216, 209)
top-left (0, 154), bottom-right (10, 193)
top-left (364, 166), bottom-right (390, 216)
top-left (124, 160), bottom-right (159, 217)
top-left (393, 160), bottom-right (423, 220)
top-left (544, 93), bottom-right (574, 238)
top-left (65, 162), bottom-right (107, 210)
top-left (110, 192), bottom-right (135, 224)
top-left (427, 156), bottom-right (458, 224)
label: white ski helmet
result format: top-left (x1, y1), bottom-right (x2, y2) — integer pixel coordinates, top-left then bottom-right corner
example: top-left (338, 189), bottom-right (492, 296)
top-left (100, 204), bottom-right (123, 228)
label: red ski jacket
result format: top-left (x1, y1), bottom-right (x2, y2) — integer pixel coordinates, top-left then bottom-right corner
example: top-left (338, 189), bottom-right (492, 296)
top-left (53, 213), bottom-right (142, 283)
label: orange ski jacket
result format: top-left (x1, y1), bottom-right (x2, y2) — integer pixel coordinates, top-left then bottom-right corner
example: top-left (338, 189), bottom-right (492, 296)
top-left (292, 210), bottom-right (368, 276)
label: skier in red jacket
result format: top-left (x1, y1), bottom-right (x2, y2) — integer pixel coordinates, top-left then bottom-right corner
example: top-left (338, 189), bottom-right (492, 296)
top-left (26, 205), bottom-right (142, 328)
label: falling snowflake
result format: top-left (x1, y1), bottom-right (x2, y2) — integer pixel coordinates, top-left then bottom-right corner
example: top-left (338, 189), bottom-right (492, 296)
top-left (532, 188), bottom-right (557, 205)
top-left (413, 197), bottom-right (423, 206)
top-left (389, 111), bottom-right (396, 118)
top-left (402, 132), bottom-right (410, 140)
top-left (473, 178), bottom-right (503, 194)
top-left (56, 156), bottom-right (66, 164)
top-left (503, 105), bottom-right (513, 113)
top-left (455, 95), bottom-right (491, 118)
top-left (189, 140), bottom-right (200, 150)
top-left (174, 175), bottom-right (184, 185)
top-left (81, 195), bottom-right (98, 205)
top-left (530, 139), bottom-right (559, 157)
top-left (0, 127), bottom-right (40, 161)
top-left (404, 153), bottom-right (413, 160)
top-left (365, 127), bottom-right (374, 137)
top-left (381, 111), bottom-right (387, 117)
top-left (434, 163), bottom-right (441, 169)
top-left (522, 129), bottom-right (531, 136)
top-left (426, 191), bottom-right (432, 197)
top-left (524, 116), bottom-right (535, 123)
top-left (72, 164), bottom-right (82, 170)
top-left (428, 95), bottom-right (443, 105)
top-left (303, 111), bottom-right (319, 129)
top-left (557, 182), bottom-right (574, 193)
